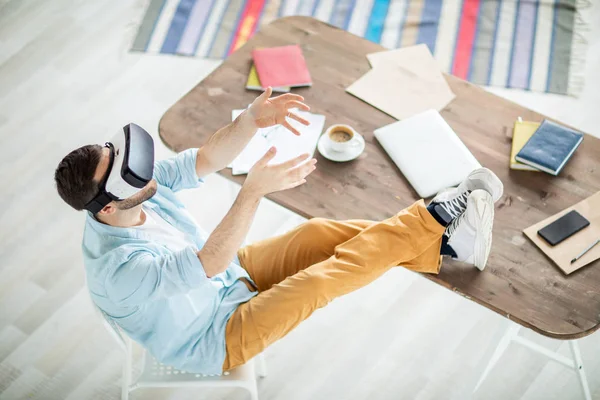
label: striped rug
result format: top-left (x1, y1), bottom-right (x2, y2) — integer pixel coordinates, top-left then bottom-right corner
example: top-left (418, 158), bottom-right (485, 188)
top-left (131, 0), bottom-right (590, 96)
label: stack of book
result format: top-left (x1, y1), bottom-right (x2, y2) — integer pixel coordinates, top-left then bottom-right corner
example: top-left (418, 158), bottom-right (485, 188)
top-left (246, 45), bottom-right (312, 93)
top-left (510, 118), bottom-right (584, 175)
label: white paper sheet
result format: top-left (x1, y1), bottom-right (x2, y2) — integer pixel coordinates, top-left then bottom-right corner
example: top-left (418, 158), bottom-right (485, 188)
top-left (229, 109), bottom-right (326, 175)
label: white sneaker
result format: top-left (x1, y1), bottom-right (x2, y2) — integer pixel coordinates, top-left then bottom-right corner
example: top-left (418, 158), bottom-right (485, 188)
top-left (445, 190), bottom-right (494, 271)
top-left (430, 168), bottom-right (503, 223)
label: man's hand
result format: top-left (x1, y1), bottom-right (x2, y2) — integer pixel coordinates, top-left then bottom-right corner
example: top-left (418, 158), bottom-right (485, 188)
top-left (243, 147), bottom-right (317, 197)
top-left (247, 87), bottom-right (311, 136)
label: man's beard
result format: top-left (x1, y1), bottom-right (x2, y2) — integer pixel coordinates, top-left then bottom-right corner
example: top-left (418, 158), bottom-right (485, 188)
top-left (114, 180), bottom-right (157, 210)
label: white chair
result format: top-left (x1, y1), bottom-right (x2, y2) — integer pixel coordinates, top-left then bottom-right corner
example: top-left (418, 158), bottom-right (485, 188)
top-left (97, 309), bottom-right (267, 400)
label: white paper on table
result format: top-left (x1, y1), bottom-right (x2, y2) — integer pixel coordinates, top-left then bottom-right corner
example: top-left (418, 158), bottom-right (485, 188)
top-left (230, 133), bottom-right (269, 174)
top-left (229, 109), bottom-right (326, 175)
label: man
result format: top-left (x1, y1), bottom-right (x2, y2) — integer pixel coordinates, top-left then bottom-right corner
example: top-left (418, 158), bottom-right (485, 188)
top-left (55, 88), bottom-right (503, 375)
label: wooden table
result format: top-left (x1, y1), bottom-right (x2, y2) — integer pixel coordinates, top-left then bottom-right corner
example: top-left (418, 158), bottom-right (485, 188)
top-left (159, 17), bottom-right (600, 341)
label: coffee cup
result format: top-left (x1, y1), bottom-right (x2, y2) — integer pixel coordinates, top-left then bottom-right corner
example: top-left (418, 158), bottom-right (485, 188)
top-left (324, 124), bottom-right (361, 153)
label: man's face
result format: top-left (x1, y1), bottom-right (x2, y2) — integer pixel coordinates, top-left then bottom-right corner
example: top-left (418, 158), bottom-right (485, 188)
top-left (94, 147), bottom-right (157, 211)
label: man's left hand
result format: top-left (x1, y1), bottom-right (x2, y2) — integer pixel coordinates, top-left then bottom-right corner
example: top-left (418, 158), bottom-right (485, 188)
top-left (247, 87), bottom-right (311, 136)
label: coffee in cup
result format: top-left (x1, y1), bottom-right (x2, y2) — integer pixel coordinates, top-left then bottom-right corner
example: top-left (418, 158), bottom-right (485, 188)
top-left (324, 124), bottom-right (361, 152)
top-left (330, 130), bottom-right (353, 143)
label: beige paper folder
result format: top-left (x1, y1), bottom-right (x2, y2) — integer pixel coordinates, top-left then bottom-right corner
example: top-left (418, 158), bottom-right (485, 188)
top-left (367, 44), bottom-right (449, 89)
top-left (346, 45), bottom-right (455, 120)
top-left (523, 191), bottom-right (600, 274)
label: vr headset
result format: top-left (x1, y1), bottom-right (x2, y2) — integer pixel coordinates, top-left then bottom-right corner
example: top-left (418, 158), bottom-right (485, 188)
top-left (84, 123), bottom-right (155, 214)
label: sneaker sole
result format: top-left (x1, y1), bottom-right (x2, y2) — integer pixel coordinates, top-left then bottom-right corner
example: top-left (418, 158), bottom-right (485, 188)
top-left (470, 190), bottom-right (494, 271)
top-left (467, 168), bottom-right (504, 203)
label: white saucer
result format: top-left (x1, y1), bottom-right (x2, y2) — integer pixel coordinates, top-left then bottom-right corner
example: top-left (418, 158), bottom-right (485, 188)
top-left (317, 133), bottom-right (366, 162)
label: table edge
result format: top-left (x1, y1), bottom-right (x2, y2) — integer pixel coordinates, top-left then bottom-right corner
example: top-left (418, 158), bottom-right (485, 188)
top-left (428, 273), bottom-right (600, 340)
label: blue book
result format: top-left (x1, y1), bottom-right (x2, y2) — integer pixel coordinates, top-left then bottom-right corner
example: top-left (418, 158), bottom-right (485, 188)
top-left (515, 120), bottom-right (584, 175)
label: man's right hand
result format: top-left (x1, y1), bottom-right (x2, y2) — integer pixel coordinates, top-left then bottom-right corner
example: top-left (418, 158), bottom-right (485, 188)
top-left (243, 147), bottom-right (317, 197)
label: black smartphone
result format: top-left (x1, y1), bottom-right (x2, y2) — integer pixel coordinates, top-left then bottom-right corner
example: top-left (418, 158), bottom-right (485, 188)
top-left (538, 210), bottom-right (590, 246)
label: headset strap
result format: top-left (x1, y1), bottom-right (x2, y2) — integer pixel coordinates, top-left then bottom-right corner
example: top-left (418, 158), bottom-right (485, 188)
top-left (83, 143), bottom-right (115, 214)
top-left (84, 192), bottom-right (114, 214)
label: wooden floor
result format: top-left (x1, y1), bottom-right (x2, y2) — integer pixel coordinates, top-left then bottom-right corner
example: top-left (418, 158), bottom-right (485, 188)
top-left (1, 1), bottom-right (599, 399)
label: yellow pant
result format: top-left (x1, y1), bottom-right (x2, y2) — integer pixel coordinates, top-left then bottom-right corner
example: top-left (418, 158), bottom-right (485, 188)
top-left (223, 200), bottom-right (445, 371)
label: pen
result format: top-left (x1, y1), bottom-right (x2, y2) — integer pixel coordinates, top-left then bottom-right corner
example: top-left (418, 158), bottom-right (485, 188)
top-left (570, 239), bottom-right (600, 264)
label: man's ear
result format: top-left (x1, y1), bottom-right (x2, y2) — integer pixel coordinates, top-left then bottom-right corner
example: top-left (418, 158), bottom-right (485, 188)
top-left (98, 202), bottom-right (117, 216)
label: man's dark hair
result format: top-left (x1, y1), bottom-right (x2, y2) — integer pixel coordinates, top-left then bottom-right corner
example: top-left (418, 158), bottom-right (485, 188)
top-left (54, 145), bottom-right (103, 211)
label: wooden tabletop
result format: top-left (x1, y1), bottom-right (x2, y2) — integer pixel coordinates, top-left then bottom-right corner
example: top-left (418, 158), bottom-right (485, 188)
top-left (159, 16), bottom-right (600, 340)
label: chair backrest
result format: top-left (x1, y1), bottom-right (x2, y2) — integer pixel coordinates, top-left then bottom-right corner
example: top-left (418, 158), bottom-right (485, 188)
top-left (85, 278), bottom-right (129, 353)
top-left (94, 305), bottom-right (129, 352)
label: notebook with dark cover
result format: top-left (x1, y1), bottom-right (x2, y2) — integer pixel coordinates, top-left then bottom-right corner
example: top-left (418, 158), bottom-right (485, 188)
top-left (515, 119), bottom-right (583, 175)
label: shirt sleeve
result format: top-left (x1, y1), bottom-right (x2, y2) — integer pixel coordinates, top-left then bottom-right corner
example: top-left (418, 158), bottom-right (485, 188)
top-left (105, 246), bottom-right (208, 307)
top-left (153, 148), bottom-right (204, 192)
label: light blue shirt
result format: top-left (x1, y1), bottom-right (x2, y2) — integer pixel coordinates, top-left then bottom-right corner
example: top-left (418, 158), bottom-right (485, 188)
top-left (83, 148), bottom-right (257, 374)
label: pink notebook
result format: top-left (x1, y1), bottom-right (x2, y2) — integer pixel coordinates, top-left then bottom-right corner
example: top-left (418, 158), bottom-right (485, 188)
top-left (252, 45), bottom-right (312, 88)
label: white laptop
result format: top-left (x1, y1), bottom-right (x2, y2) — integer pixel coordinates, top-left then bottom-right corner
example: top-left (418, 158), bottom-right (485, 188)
top-left (374, 109), bottom-right (481, 198)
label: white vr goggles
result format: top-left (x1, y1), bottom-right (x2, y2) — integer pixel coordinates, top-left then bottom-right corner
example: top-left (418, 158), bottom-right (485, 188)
top-left (84, 123), bottom-right (155, 214)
